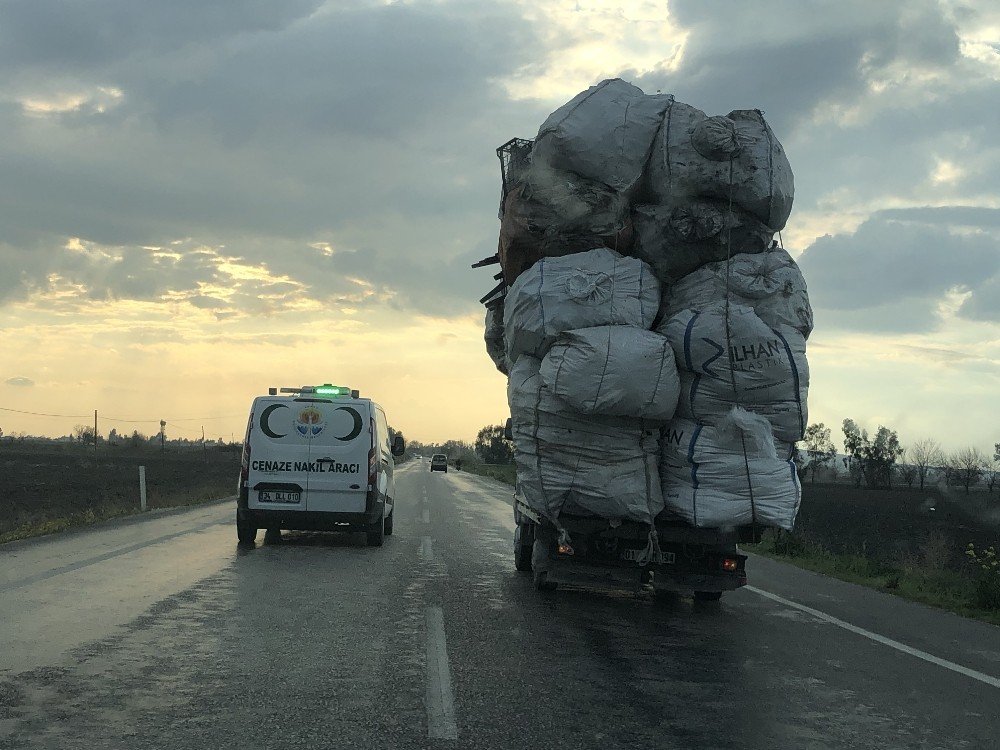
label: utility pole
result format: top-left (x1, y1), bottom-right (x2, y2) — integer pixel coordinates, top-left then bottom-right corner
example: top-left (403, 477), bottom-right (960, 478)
top-left (160, 420), bottom-right (166, 452)
top-left (202, 425), bottom-right (207, 464)
top-left (94, 410), bottom-right (98, 455)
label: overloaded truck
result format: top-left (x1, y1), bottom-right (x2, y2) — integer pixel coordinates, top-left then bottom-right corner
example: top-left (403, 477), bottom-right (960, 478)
top-left (474, 80), bottom-right (813, 598)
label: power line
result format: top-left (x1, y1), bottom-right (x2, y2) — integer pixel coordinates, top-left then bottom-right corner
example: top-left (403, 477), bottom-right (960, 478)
top-left (0, 406), bottom-right (242, 422)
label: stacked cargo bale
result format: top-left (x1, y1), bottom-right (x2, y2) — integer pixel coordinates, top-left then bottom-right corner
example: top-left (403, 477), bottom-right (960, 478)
top-left (484, 78), bottom-right (810, 532)
top-left (503, 248), bottom-right (678, 525)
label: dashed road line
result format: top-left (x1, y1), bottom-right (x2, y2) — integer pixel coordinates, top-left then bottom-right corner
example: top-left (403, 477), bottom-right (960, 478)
top-left (424, 606), bottom-right (458, 739)
top-left (422, 508), bottom-right (430, 524)
top-left (746, 586), bottom-right (1000, 690)
top-left (419, 536), bottom-right (434, 561)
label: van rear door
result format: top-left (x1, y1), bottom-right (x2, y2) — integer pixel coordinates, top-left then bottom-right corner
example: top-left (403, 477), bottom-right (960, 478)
top-left (304, 398), bottom-right (371, 514)
top-left (247, 397), bottom-right (310, 511)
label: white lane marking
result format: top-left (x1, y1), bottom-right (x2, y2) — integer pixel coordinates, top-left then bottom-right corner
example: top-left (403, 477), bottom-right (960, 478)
top-left (746, 585), bottom-right (1000, 690)
top-left (420, 536), bottom-right (434, 561)
top-left (422, 508), bottom-right (430, 524)
top-left (425, 606), bottom-right (458, 739)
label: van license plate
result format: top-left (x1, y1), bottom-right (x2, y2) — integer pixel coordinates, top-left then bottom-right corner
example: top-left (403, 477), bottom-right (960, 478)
top-left (620, 549), bottom-right (675, 564)
top-left (259, 490), bottom-right (300, 504)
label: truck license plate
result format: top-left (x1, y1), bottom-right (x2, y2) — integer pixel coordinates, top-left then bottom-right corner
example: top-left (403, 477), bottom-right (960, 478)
top-left (620, 549), bottom-right (675, 564)
top-left (259, 490), bottom-right (300, 504)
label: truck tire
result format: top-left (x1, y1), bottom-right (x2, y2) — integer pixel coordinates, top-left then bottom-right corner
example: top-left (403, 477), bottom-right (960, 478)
top-left (694, 591), bottom-right (722, 602)
top-left (237, 518), bottom-right (257, 545)
top-left (263, 527), bottom-right (281, 543)
top-left (514, 524), bottom-right (533, 572)
top-left (366, 517), bottom-right (385, 547)
top-left (533, 570), bottom-right (557, 591)
top-left (384, 510), bottom-right (394, 536)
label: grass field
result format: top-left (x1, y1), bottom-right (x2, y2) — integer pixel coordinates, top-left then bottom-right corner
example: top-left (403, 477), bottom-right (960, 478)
top-left (0, 443), bottom-right (240, 543)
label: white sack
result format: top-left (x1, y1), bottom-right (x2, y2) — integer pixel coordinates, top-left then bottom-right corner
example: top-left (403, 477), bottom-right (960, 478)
top-left (539, 326), bottom-right (680, 422)
top-left (663, 245), bottom-right (813, 338)
top-left (630, 202), bottom-right (774, 284)
top-left (660, 412), bottom-right (801, 530)
top-left (484, 304), bottom-right (508, 375)
top-left (508, 356), bottom-right (662, 524)
top-left (504, 248), bottom-right (660, 360)
top-left (660, 303), bottom-right (809, 442)
top-left (532, 78), bottom-right (673, 196)
top-left (647, 104), bottom-right (794, 231)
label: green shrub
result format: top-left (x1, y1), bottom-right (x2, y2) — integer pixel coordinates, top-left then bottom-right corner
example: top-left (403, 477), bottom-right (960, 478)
top-left (966, 543), bottom-right (1000, 610)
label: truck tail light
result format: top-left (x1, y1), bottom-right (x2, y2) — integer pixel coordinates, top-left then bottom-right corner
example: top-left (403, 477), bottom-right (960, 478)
top-left (722, 557), bottom-right (739, 572)
top-left (557, 542), bottom-right (574, 556)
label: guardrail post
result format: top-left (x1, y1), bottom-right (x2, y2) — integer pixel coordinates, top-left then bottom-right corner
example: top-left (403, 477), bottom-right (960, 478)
top-left (139, 465), bottom-right (147, 511)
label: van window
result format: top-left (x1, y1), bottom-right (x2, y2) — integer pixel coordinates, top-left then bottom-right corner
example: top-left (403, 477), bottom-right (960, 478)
top-left (375, 407), bottom-right (390, 452)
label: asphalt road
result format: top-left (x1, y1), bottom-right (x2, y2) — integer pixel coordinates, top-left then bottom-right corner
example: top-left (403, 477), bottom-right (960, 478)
top-left (2, 459), bottom-right (998, 749)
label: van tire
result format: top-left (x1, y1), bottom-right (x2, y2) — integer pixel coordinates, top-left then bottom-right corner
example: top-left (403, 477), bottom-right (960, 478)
top-left (366, 518), bottom-right (385, 547)
top-left (384, 510), bottom-right (394, 536)
top-left (237, 519), bottom-right (257, 545)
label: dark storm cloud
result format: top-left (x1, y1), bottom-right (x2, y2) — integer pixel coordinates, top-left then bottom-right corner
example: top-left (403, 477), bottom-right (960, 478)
top-left (632, 0), bottom-right (960, 134)
top-left (797, 214), bottom-right (1000, 328)
top-left (0, 0), bottom-right (546, 317)
top-left (0, 0), bottom-right (322, 68)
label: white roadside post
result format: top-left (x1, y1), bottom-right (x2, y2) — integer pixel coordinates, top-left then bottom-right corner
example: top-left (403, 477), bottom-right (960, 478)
top-left (139, 465), bottom-right (147, 512)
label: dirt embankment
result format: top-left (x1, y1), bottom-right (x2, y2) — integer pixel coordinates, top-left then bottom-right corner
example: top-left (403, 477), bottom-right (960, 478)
top-left (0, 444), bottom-right (241, 541)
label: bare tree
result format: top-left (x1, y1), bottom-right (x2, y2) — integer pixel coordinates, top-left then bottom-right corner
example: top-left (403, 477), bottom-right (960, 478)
top-left (911, 438), bottom-right (944, 490)
top-left (896, 449), bottom-right (917, 488)
top-left (949, 447), bottom-right (986, 495)
top-left (984, 443), bottom-right (1000, 494)
top-left (796, 423), bottom-right (837, 483)
top-left (72, 424), bottom-right (96, 444)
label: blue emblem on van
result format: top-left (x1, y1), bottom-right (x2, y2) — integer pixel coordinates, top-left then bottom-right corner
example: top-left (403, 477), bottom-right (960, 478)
top-left (295, 407), bottom-right (326, 438)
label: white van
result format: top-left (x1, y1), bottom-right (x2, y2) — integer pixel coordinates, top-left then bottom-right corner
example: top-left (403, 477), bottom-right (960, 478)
top-left (236, 385), bottom-right (404, 547)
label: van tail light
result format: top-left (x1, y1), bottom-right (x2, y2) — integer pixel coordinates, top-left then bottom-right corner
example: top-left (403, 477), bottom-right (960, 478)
top-left (722, 557), bottom-right (739, 572)
top-left (239, 411), bottom-right (253, 490)
top-left (367, 418), bottom-right (378, 491)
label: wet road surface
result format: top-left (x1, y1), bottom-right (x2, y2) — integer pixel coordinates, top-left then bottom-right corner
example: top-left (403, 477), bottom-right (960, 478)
top-left (1, 460), bottom-right (998, 749)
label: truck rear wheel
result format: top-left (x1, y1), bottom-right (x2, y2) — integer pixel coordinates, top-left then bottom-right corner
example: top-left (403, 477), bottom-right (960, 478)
top-left (533, 570), bottom-right (557, 591)
top-left (384, 510), bottom-right (394, 536)
top-left (694, 591), bottom-right (722, 602)
top-left (514, 524), bottom-right (533, 572)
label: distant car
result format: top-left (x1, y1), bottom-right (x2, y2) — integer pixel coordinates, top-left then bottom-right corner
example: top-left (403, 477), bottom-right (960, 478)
top-left (430, 454), bottom-right (448, 472)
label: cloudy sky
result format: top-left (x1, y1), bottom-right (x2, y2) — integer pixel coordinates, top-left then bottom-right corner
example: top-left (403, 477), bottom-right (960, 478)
top-left (0, 0), bottom-right (997, 453)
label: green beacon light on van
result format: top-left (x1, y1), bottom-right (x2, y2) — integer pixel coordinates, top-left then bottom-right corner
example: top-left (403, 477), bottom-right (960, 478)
top-left (314, 384), bottom-right (349, 396)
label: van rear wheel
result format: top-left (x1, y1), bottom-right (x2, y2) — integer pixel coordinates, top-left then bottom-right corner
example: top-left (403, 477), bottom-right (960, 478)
top-left (366, 517), bottom-right (385, 547)
top-left (384, 510), bottom-right (394, 536)
top-left (237, 518), bottom-right (257, 545)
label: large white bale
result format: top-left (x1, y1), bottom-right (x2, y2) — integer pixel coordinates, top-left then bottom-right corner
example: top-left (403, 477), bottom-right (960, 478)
top-left (532, 78), bottom-right (673, 196)
top-left (664, 245), bottom-right (813, 338)
top-left (660, 412), bottom-right (801, 530)
top-left (508, 356), bottom-right (662, 524)
top-left (660, 303), bottom-right (809, 442)
top-left (647, 103), bottom-right (794, 231)
top-left (539, 326), bottom-right (679, 422)
top-left (504, 248), bottom-right (660, 360)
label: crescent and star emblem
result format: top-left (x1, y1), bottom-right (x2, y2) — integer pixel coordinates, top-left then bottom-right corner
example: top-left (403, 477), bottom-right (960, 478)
top-left (260, 403), bottom-right (289, 438)
top-left (333, 407), bottom-right (363, 441)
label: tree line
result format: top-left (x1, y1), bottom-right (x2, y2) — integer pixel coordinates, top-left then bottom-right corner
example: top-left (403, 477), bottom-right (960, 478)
top-left (797, 421), bottom-right (999, 494)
